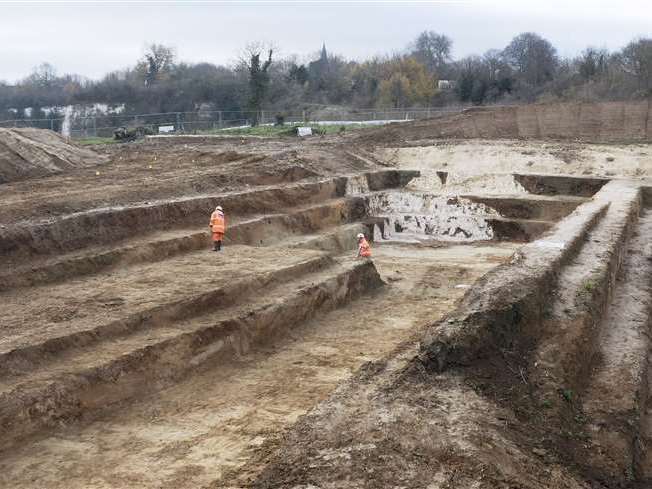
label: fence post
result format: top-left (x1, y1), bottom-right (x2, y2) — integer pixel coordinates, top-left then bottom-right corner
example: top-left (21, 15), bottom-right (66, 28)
top-left (176, 112), bottom-right (181, 132)
top-left (50, 119), bottom-right (54, 131)
top-left (218, 111), bottom-right (223, 129)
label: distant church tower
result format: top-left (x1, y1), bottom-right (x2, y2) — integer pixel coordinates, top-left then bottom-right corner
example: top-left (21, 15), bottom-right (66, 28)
top-left (308, 43), bottom-right (330, 88)
top-left (320, 43), bottom-right (328, 64)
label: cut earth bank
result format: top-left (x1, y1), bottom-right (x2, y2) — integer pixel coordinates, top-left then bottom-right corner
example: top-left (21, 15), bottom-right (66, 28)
top-left (241, 105), bottom-right (652, 488)
top-left (2, 102), bottom-right (652, 488)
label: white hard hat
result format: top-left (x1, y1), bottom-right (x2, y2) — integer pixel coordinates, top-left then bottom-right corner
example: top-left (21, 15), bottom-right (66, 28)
top-left (216, 206), bottom-right (223, 211)
top-left (357, 233), bottom-right (365, 239)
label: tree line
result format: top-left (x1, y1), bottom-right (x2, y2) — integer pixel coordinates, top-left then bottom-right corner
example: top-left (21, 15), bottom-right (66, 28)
top-left (1, 31), bottom-right (651, 124)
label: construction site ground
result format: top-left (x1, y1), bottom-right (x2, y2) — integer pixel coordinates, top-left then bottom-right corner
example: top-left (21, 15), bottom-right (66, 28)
top-left (0, 243), bottom-right (515, 488)
top-left (3, 102), bottom-right (652, 489)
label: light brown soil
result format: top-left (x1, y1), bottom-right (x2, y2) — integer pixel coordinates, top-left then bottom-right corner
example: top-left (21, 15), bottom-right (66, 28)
top-left (4, 109), bottom-right (652, 489)
top-left (357, 101), bottom-right (652, 145)
top-left (0, 136), bottom-right (377, 224)
top-left (0, 246), bottom-right (323, 354)
top-left (0, 242), bottom-right (517, 489)
top-left (377, 139), bottom-right (652, 194)
top-left (0, 128), bottom-right (107, 184)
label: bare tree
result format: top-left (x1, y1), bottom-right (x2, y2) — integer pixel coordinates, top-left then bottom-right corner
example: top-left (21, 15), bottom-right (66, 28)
top-left (138, 44), bottom-right (175, 87)
top-left (26, 63), bottom-right (57, 88)
top-left (620, 38), bottom-right (652, 92)
top-left (482, 49), bottom-right (508, 82)
top-left (576, 47), bottom-right (609, 81)
top-left (410, 31), bottom-right (452, 75)
top-left (239, 43), bottom-right (274, 126)
top-left (503, 32), bottom-right (558, 87)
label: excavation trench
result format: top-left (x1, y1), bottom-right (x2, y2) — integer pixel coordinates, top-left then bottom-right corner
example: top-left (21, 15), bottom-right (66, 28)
top-left (0, 156), bottom-right (611, 488)
top-left (0, 169), bottom-right (417, 263)
top-left (0, 241), bottom-right (518, 489)
top-left (0, 171), bottom-right (570, 291)
top-left (0, 166), bottom-right (529, 453)
top-left (366, 189), bottom-right (583, 243)
top-left (7, 115), bottom-right (652, 489)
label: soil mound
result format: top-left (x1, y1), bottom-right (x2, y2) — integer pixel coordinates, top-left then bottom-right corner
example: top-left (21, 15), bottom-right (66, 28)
top-left (359, 100), bottom-right (652, 145)
top-left (0, 128), bottom-right (107, 184)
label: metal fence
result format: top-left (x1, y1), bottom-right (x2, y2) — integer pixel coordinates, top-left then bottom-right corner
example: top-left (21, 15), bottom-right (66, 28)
top-left (0, 106), bottom-right (465, 138)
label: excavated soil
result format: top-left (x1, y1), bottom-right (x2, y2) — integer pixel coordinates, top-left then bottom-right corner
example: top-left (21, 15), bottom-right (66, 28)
top-left (3, 109), bottom-right (652, 489)
top-left (0, 127), bottom-right (107, 184)
top-left (0, 136), bottom-right (381, 223)
top-left (0, 243), bottom-right (516, 489)
top-left (356, 101), bottom-right (652, 146)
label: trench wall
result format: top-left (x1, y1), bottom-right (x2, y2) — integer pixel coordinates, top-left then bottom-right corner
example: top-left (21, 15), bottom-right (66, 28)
top-left (0, 170), bottom-right (418, 262)
top-left (415, 183), bottom-right (620, 371)
top-left (408, 101), bottom-right (652, 143)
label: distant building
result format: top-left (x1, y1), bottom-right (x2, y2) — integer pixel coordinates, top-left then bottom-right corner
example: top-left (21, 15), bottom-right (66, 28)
top-left (320, 43), bottom-right (328, 65)
top-left (438, 80), bottom-right (456, 90)
top-left (309, 43), bottom-right (330, 74)
top-left (308, 43), bottom-right (331, 91)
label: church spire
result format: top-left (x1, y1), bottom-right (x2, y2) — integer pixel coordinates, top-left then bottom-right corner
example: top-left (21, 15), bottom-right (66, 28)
top-left (320, 43), bottom-right (328, 63)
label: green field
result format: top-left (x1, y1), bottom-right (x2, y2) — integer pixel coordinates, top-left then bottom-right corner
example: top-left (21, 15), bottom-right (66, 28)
top-left (76, 137), bottom-right (118, 146)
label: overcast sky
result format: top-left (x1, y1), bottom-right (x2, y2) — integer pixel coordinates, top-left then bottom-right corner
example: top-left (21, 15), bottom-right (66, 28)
top-left (1, 0), bottom-right (651, 82)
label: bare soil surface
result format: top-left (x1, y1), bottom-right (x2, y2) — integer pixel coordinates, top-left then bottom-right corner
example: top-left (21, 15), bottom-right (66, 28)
top-left (0, 246), bottom-right (323, 355)
top-left (576, 209), bottom-right (652, 482)
top-left (0, 128), bottom-right (107, 184)
top-left (4, 112), bottom-right (652, 489)
top-left (0, 242), bottom-right (517, 489)
top-left (245, 362), bottom-right (592, 489)
top-left (376, 139), bottom-right (652, 194)
top-left (0, 136), bottom-right (379, 223)
top-left (355, 101), bottom-right (652, 146)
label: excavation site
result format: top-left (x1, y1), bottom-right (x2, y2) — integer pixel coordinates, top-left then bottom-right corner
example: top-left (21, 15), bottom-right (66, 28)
top-left (3, 101), bottom-right (652, 489)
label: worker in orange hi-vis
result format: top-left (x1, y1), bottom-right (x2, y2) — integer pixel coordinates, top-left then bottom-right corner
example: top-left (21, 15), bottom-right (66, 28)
top-left (209, 205), bottom-right (226, 252)
top-left (356, 232), bottom-right (371, 259)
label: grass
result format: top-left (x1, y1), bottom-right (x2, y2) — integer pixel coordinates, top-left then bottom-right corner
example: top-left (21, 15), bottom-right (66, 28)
top-left (581, 278), bottom-right (598, 294)
top-left (562, 388), bottom-right (573, 403)
top-left (203, 123), bottom-right (375, 137)
top-left (76, 137), bottom-right (118, 146)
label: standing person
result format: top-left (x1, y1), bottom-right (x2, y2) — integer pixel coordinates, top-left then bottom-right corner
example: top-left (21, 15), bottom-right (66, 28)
top-left (209, 205), bottom-right (226, 251)
top-left (356, 232), bottom-right (371, 258)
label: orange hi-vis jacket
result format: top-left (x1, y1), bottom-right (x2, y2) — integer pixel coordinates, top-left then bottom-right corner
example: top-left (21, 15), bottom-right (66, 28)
top-left (210, 210), bottom-right (226, 240)
top-left (358, 237), bottom-right (371, 257)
